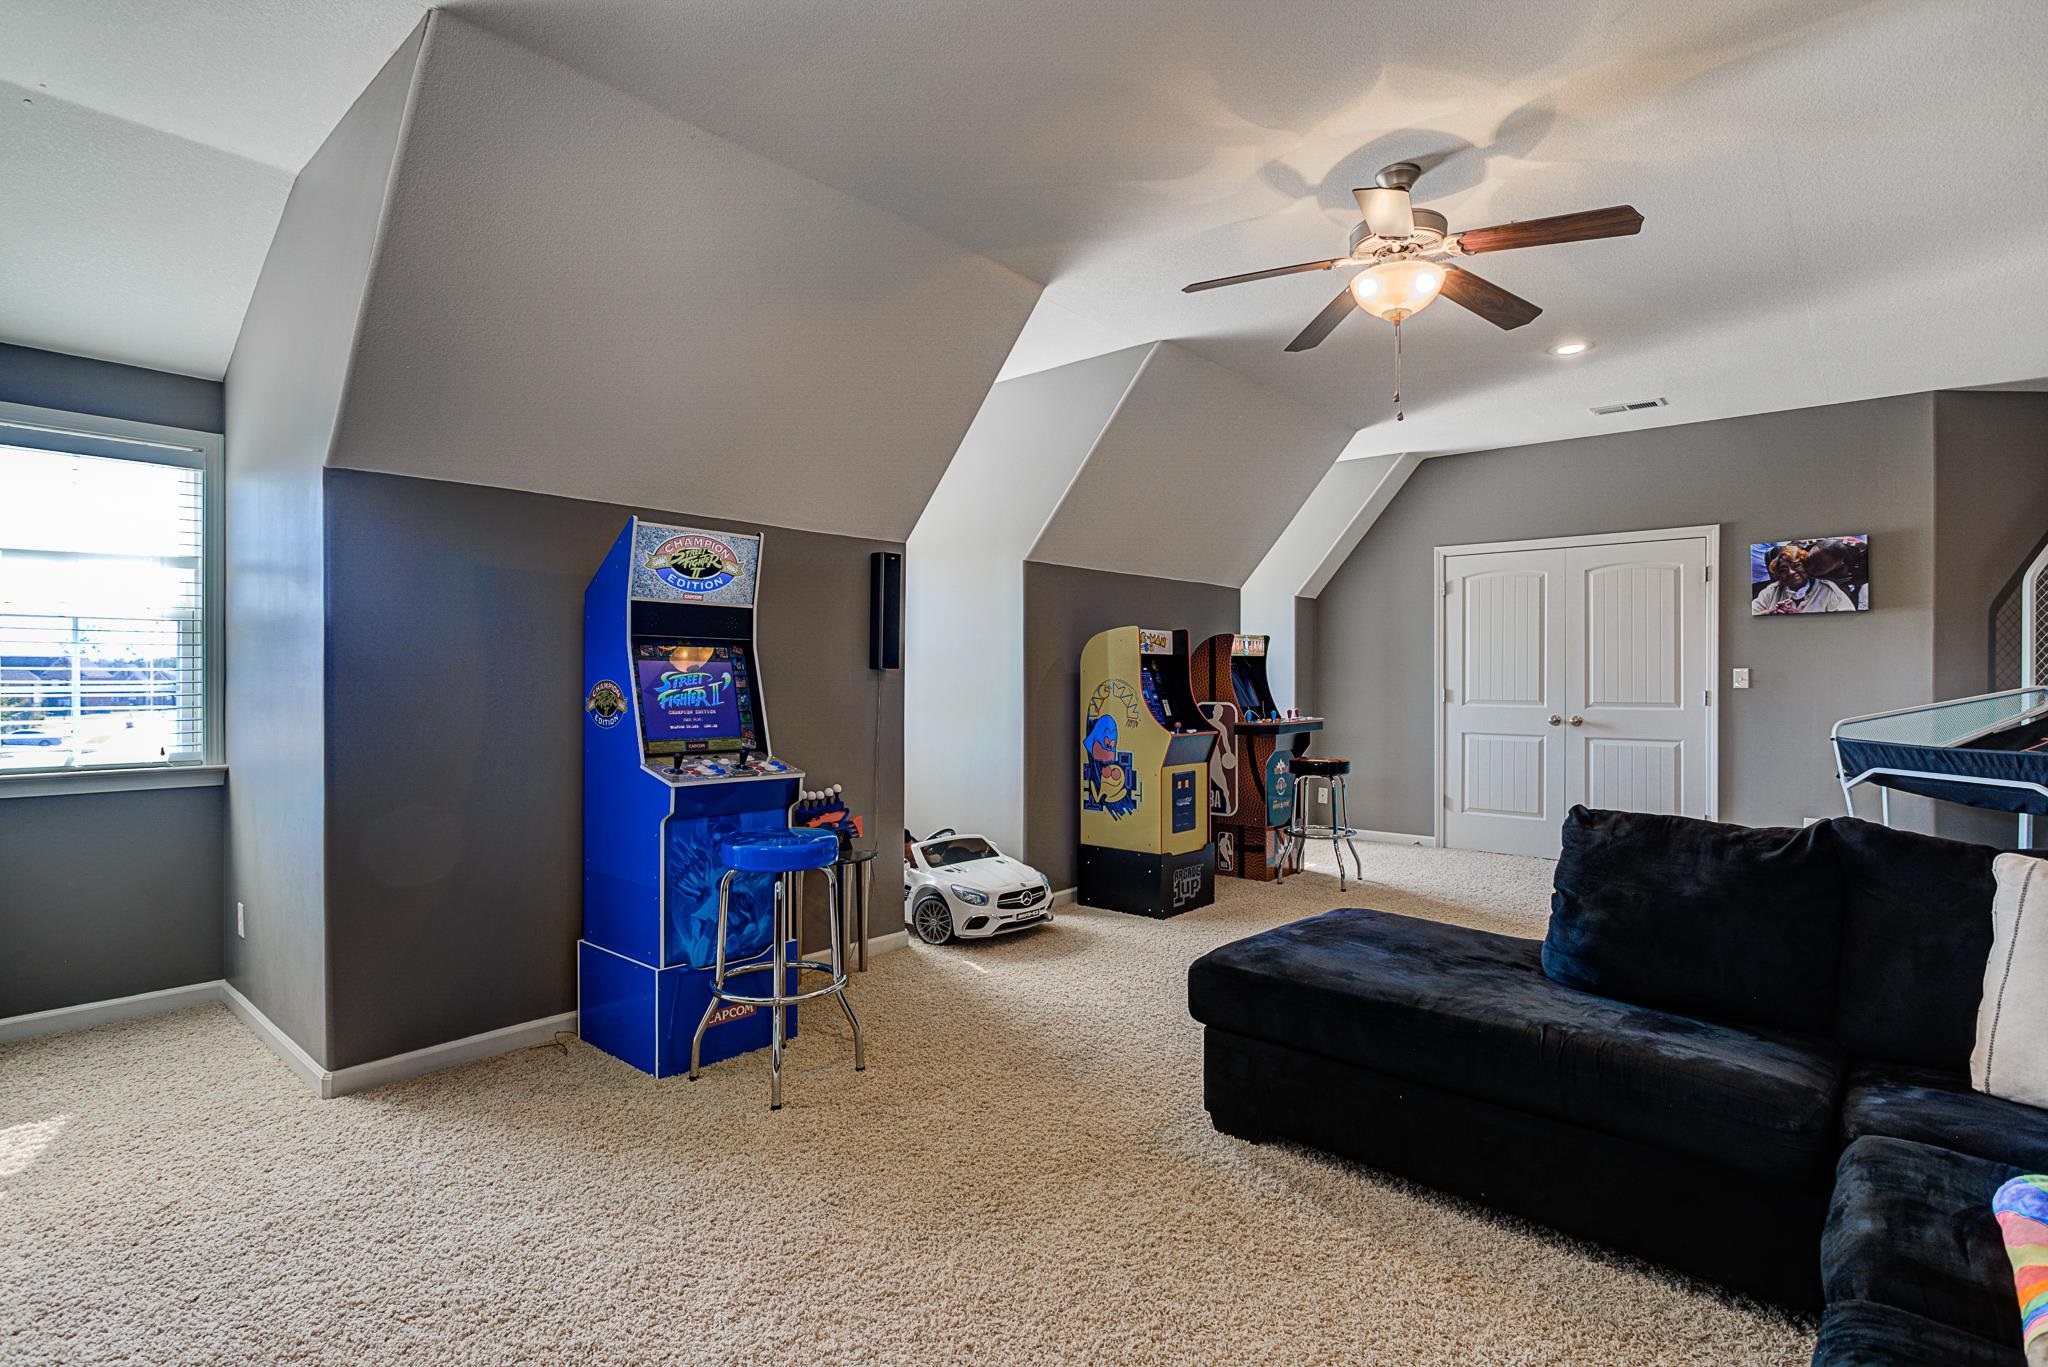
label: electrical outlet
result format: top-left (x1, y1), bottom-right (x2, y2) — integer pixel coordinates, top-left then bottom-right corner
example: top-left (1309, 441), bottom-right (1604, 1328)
top-left (1803, 816), bottom-right (1823, 827)
top-left (236, 901), bottom-right (245, 938)
top-left (1732, 667), bottom-right (1751, 689)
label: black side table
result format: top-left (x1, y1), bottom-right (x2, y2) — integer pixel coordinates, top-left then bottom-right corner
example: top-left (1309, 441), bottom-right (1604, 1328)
top-left (828, 848), bottom-right (878, 972)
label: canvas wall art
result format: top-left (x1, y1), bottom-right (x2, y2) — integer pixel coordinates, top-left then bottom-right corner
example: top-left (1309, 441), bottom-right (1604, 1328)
top-left (1750, 535), bottom-right (1869, 615)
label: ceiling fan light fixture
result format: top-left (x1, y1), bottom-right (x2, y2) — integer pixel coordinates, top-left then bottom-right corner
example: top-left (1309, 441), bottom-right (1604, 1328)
top-left (1548, 340), bottom-right (1591, 356)
top-left (1350, 259), bottom-right (1444, 322)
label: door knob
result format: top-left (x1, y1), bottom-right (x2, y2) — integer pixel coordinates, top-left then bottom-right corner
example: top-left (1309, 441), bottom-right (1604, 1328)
top-left (1546, 715), bottom-right (1562, 726)
top-left (1568, 714), bottom-right (1585, 727)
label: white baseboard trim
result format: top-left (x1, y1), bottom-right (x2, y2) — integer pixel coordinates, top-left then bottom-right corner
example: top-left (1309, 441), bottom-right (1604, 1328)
top-left (1352, 828), bottom-right (1434, 847)
top-left (6, 978), bottom-right (586, 1100)
top-left (0, 979), bottom-right (226, 1044)
top-left (799, 929), bottom-right (911, 974)
top-left (1050, 887), bottom-right (1078, 908)
top-left (223, 981), bottom-right (576, 1100)
top-left (225, 983), bottom-right (579, 1100)
top-left (800, 929), bottom-right (909, 968)
top-left (324, 1010), bottom-right (578, 1098)
top-left (219, 981), bottom-right (331, 1096)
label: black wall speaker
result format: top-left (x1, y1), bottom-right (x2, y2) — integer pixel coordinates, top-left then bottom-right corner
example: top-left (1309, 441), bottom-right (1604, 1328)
top-left (869, 551), bottom-right (903, 670)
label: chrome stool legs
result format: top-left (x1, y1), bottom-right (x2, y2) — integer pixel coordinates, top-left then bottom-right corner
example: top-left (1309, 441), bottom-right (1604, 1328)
top-left (768, 869), bottom-right (787, 1108)
top-left (831, 890), bottom-right (866, 1078)
top-left (1330, 774), bottom-right (1364, 889)
top-left (689, 865), bottom-right (865, 1110)
top-left (819, 866), bottom-right (865, 1077)
top-left (1288, 774), bottom-right (1365, 890)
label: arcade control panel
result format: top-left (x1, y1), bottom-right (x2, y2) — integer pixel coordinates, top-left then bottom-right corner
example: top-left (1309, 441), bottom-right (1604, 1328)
top-left (644, 754), bottom-right (796, 785)
top-left (1234, 712), bottom-right (1324, 732)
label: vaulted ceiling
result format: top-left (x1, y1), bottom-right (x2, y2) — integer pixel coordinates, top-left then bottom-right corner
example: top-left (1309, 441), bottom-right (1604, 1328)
top-left (5, 0), bottom-right (2046, 471)
top-left (0, 0), bottom-right (425, 377)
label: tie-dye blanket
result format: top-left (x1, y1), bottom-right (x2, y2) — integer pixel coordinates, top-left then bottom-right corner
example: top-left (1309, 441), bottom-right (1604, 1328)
top-left (1993, 1173), bottom-right (2048, 1365)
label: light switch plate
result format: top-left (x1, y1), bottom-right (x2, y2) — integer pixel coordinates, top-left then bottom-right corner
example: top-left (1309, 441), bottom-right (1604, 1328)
top-left (1732, 668), bottom-right (1751, 689)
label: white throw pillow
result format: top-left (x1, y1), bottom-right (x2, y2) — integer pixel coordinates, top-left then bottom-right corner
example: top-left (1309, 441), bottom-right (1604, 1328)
top-left (1973, 853), bottom-right (2048, 1106)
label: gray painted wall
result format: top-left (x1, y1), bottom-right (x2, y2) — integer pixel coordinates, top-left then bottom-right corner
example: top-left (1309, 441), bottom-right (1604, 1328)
top-left (0, 342), bottom-right (224, 433)
top-left (1313, 394), bottom-right (1939, 835)
top-left (1931, 392), bottom-right (2048, 844)
top-left (1933, 393), bottom-right (2048, 700)
top-left (220, 22), bottom-right (426, 1065)
top-left (1020, 562), bottom-right (1239, 889)
top-left (0, 343), bottom-right (227, 1017)
top-left (321, 469), bottom-right (905, 1070)
top-left (1, 788), bottom-right (224, 1016)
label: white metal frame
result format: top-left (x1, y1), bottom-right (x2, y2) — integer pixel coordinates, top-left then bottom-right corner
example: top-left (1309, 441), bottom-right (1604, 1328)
top-left (1430, 524), bottom-right (1722, 847)
top-left (0, 398), bottom-right (225, 794)
top-left (1832, 686), bottom-right (2048, 844)
top-left (2024, 544), bottom-right (2048, 689)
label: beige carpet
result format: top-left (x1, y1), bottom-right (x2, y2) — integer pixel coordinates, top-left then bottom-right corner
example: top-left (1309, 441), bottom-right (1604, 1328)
top-left (2, 845), bottom-right (1813, 1365)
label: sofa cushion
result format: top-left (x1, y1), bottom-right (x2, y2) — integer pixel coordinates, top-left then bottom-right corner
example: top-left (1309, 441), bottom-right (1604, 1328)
top-left (1543, 806), bottom-right (1842, 1035)
top-left (1833, 817), bottom-right (1999, 1071)
top-left (1187, 906), bottom-right (1843, 1181)
top-left (1973, 854), bottom-right (2048, 1108)
top-left (1813, 1299), bottom-right (2023, 1367)
top-left (1823, 1136), bottom-right (2024, 1346)
top-left (1844, 1061), bottom-right (2048, 1172)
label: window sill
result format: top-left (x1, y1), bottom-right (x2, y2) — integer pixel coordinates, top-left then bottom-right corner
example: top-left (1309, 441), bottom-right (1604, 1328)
top-left (0, 764), bottom-right (227, 800)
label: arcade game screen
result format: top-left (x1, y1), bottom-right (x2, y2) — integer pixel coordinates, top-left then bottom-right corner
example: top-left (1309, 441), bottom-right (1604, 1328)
top-left (1139, 656), bottom-right (1189, 729)
top-left (633, 640), bottom-right (759, 754)
top-left (1232, 662), bottom-right (1274, 719)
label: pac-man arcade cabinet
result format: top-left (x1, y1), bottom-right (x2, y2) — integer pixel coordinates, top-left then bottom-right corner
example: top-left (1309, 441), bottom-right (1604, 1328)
top-left (1078, 626), bottom-right (1219, 916)
top-left (580, 519), bottom-right (802, 1077)
top-left (1190, 632), bottom-right (1323, 880)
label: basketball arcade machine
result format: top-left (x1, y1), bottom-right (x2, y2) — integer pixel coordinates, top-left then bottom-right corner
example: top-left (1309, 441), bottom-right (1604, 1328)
top-left (1190, 632), bottom-right (1322, 880)
top-left (580, 520), bottom-right (803, 1077)
top-left (1078, 626), bottom-right (1219, 916)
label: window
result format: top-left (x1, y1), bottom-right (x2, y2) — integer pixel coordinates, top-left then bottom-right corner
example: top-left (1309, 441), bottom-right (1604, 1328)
top-left (0, 404), bottom-right (221, 779)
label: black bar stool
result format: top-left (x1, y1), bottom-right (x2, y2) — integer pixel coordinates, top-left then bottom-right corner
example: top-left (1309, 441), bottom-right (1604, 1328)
top-left (1287, 756), bottom-right (1365, 890)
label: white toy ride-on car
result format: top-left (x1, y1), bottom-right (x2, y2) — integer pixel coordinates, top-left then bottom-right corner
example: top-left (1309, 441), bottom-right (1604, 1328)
top-left (903, 829), bottom-right (1054, 945)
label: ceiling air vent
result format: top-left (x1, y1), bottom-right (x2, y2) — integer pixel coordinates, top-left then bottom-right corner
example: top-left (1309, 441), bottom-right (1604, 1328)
top-left (1590, 397), bottom-right (1668, 416)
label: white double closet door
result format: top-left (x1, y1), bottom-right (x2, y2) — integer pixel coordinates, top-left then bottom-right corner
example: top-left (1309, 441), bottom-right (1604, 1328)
top-left (1441, 530), bottom-right (1715, 858)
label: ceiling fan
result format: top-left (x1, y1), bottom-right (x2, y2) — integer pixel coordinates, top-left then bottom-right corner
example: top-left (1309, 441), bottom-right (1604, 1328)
top-left (1183, 162), bottom-right (1643, 354)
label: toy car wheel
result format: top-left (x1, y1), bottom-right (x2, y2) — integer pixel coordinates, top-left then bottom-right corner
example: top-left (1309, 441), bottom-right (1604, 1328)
top-left (911, 894), bottom-right (955, 946)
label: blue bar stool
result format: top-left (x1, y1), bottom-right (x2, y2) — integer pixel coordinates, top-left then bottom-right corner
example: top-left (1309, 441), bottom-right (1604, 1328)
top-left (690, 828), bottom-right (865, 1109)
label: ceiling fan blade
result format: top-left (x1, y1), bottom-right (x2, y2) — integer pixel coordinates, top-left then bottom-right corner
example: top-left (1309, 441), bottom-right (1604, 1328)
top-left (1285, 289), bottom-right (1358, 352)
top-left (1353, 186), bottom-right (1415, 239)
top-left (1455, 205), bottom-right (1643, 255)
top-left (1183, 259), bottom-right (1343, 293)
top-left (1439, 267), bottom-right (1542, 330)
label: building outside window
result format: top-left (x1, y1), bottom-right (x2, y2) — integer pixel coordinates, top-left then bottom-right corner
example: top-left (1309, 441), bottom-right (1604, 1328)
top-left (0, 402), bottom-right (222, 780)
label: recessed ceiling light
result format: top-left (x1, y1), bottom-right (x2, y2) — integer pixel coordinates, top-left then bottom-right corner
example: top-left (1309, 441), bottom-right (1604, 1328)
top-left (1548, 341), bottom-right (1591, 357)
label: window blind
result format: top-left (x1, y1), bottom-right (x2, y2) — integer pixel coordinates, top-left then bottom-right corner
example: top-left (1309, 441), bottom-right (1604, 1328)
top-left (0, 443), bottom-right (208, 772)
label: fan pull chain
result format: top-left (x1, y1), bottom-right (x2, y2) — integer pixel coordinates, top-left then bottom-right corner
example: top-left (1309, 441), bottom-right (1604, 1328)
top-left (1393, 319), bottom-right (1405, 422)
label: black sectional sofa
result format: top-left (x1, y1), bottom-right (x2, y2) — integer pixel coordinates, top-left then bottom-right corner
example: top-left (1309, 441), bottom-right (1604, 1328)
top-left (1188, 807), bottom-right (2043, 1364)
